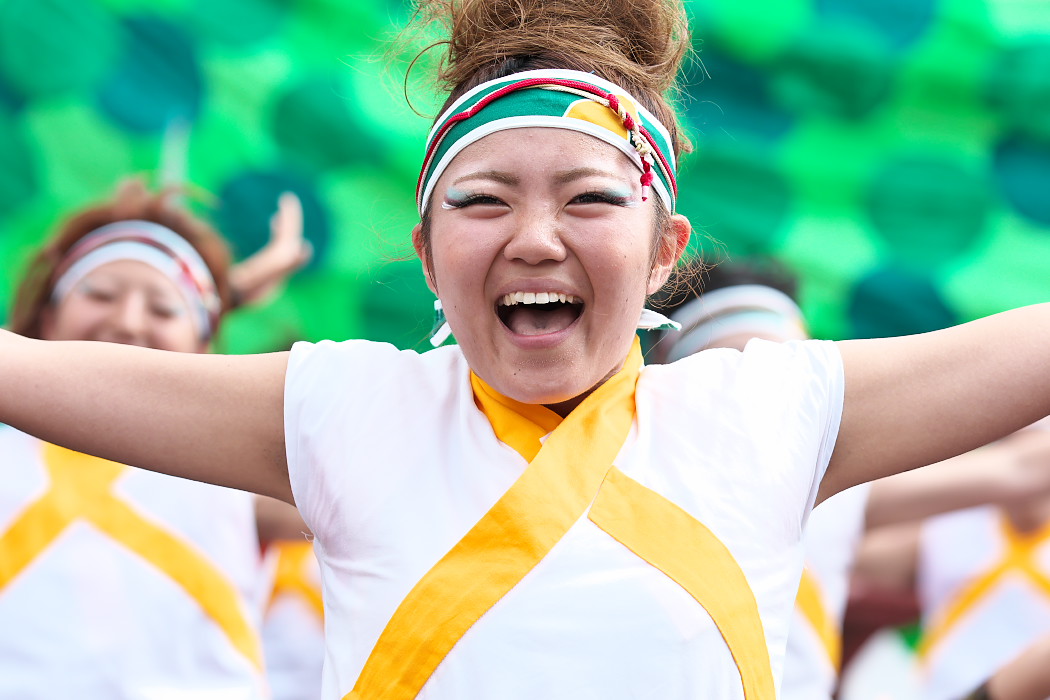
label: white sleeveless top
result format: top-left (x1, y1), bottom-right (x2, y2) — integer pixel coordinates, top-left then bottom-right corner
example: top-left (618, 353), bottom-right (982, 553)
top-left (781, 483), bottom-right (870, 700)
top-left (0, 427), bottom-right (269, 699)
top-left (918, 505), bottom-right (1050, 700)
top-left (285, 337), bottom-right (844, 699)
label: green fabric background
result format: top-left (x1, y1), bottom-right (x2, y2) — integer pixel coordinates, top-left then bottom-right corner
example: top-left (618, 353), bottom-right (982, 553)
top-left (1, 0), bottom-right (1048, 351)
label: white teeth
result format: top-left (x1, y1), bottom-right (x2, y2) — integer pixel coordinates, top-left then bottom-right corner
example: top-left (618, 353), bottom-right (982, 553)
top-left (498, 292), bottom-right (580, 306)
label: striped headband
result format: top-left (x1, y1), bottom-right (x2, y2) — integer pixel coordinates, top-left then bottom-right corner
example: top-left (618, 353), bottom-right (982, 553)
top-left (418, 69), bottom-right (678, 215)
top-left (50, 220), bottom-right (221, 340)
top-left (663, 284), bottom-right (807, 363)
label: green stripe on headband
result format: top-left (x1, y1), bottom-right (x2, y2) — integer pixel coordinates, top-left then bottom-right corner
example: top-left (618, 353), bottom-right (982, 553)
top-left (418, 70), bottom-right (677, 215)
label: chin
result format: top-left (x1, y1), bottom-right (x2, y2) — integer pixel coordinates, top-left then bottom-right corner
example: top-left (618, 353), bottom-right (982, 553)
top-left (496, 368), bottom-right (596, 409)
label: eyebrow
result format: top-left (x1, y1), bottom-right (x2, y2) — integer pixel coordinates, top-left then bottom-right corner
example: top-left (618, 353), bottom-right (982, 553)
top-left (452, 170), bottom-right (519, 186)
top-left (552, 167), bottom-right (620, 185)
top-left (451, 167), bottom-right (622, 187)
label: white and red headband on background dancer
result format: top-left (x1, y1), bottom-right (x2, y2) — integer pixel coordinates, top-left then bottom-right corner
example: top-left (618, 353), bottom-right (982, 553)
top-left (662, 284), bottom-right (807, 363)
top-left (422, 69), bottom-right (682, 345)
top-left (50, 220), bottom-right (221, 340)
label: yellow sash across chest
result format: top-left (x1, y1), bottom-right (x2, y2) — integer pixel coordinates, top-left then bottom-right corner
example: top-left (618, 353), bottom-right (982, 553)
top-left (0, 443), bottom-right (264, 670)
top-left (346, 338), bottom-right (775, 699)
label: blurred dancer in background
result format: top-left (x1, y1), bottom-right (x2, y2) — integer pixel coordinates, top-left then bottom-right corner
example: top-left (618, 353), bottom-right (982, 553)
top-left (0, 178), bottom-right (308, 699)
top-left (650, 259), bottom-right (871, 700)
top-left (261, 537), bottom-right (324, 700)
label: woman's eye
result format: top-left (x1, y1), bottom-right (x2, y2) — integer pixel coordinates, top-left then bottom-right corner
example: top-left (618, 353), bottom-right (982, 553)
top-left (443, 193), bottom-right (504, 208)
top-left (572, 191), bottom-right (632, 206)
top-left (150, 305), bottom-right (183, 320)
top-left (80, 287), bottom-right (116, 303)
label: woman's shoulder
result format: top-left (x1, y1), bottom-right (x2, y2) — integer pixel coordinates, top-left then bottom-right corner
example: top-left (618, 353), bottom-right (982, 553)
top-left (644, 337), bottom-right (841, 385)
top-left (288, 338), bottom-right (468, 383)
top-left (284, 339), bottom-right (473, 426)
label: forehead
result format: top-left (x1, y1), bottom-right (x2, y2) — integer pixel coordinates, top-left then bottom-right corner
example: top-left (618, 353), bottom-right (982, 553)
top-left (76, 259), bottom-right (184, 296)
top-left (442, 127), bottom-right (639, 181)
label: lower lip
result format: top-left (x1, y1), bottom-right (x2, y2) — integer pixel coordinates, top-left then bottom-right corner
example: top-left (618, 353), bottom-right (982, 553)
top-left (499, 311), bottom-right (582, 350)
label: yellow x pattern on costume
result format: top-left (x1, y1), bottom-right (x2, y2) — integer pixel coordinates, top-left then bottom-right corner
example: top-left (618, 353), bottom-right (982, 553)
top-left (919, 516), bottom-right (1050, 660)
top-left (346, 338), bottom-right (775, 700)
top-left (0, 443), bottom-right (264, 670)
top-left (270, 540), bottom-right (324, 621)
top-left (794, 567), bottom-right (842, 668)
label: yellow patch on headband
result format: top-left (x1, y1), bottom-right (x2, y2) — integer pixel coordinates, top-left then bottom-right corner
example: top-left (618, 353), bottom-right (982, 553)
top-left (564, 97), bottom-right (638, 141)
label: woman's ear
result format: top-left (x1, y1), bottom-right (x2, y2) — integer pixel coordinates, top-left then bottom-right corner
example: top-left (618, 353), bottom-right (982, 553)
top-left (647, 214), bottom-right (691, 295)
top-left (412, 223), bottom-right (438, 295)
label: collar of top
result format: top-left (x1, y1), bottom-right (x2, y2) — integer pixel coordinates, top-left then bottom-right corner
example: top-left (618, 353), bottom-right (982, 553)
top-left (417, 69), bottom-right (678, 216)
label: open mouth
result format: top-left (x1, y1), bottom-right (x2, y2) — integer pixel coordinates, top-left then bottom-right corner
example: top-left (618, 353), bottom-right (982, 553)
top-left (497, 292), bottom-right (584, 336)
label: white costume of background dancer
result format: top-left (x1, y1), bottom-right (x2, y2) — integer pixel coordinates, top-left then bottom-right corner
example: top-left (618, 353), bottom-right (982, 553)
top-left (917, 505), bottom-right (1050, 700)
top-left (0, 428), bottom-right (268, 699)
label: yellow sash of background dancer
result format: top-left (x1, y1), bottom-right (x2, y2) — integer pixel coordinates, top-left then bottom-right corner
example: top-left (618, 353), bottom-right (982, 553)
top-left (347, 338), bottom-right (775, 699)
top-left (0, 444), bottom-right (263, 669)
top-left (795, 567), bottom-right (842, 669)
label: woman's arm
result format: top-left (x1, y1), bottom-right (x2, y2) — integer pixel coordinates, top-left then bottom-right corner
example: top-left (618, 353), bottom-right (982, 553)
top-left (864, 429), bottom-right (1050, 529)
top-left (966, 634), bottom-right (1050, 700)
top-left (228, 192), bottom-right (312, 309)
top-left (255, 495), bottom-right (311, 547)
top-left (0, 329), bottom-right (292, 502)
top-left (819, 304), bottom-right (1050, 502)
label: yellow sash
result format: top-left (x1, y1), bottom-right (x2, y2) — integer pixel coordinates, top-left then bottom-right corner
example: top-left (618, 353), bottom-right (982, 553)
top-left (919, 515), bottom-right (1050, 660)
top-left (269, 540), bottom-right (324, 621)
top-left (794, 567), bottom-right (843, 668)
top-left (0, 443), bottom-right (264, 670)
top-left (346, 338), bottom-right (775, 699)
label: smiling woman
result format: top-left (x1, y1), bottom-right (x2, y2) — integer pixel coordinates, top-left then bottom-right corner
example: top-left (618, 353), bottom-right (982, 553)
top-left (418, 126), bottom-right (689, 410)
top-left (4, 0), bottom-right (1050, 699)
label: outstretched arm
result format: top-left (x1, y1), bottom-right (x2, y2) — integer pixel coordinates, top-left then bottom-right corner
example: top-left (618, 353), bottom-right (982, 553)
top-left (0, 329), bottom-right (292, 502)
top-left (968, 634), bottom-right (1050, 700)
top-left (820, 304), bottom-right (1050, 502)
top-left (864, 428), bottom-right (1050, 529)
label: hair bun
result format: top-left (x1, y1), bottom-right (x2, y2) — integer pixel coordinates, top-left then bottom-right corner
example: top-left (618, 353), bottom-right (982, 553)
top-left (412, 0), bottom-right (692, 155)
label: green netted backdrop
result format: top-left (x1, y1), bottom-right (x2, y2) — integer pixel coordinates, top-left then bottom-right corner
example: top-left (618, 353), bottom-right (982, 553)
top-left (1, 0), bottom-right (1049, 352)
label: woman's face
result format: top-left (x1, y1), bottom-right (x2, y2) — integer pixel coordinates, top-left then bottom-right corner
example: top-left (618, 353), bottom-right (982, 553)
top-left (416, 127), bottom-right (689, 411)
top-left (41, 259), bottom-right (204, 353)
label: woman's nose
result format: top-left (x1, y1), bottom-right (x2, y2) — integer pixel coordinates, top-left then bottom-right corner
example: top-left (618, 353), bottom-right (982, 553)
top-left (108, 293), bottom-right (149, 340)
top-left (502, 208), bottom-right (567, 265)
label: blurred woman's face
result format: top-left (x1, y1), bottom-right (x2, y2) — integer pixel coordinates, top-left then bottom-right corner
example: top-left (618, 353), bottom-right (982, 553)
top-left (41, 259), bottom-right (204, 353)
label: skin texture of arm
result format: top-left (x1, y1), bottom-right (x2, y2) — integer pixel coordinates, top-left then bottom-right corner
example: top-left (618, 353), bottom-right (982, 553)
top-left (0, 328), bottom-right (292, 502)
top-left (820, 304), bottom-right (1050, 504)
top-left (849, 522), bottom-right (922, 595)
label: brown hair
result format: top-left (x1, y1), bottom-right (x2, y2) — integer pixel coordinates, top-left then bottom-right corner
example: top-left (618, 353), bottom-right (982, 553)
top-left (409, 0), bottom-right (693, 273)
top-left (420, 0), bottom-right (691, 154)
top-left (9, 181), bottom-right (234, 339)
